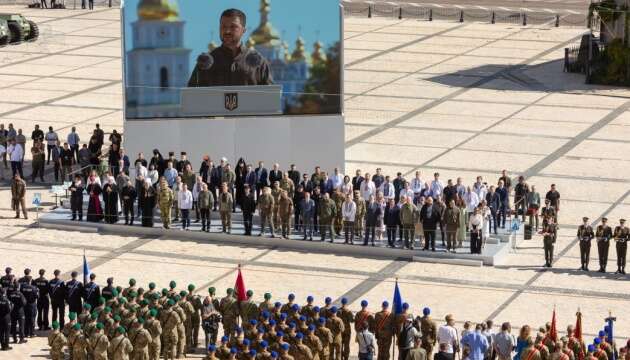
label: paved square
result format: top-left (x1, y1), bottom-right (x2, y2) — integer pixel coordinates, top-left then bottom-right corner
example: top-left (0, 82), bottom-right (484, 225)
top-left (0, 4), bottom-right (629, 359)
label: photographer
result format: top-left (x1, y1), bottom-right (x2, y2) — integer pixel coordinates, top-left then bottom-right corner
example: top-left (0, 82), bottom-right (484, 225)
top-left (201, 288), bottom-right (222, 350)
top-left (356, 321), bottom-right (375, 360)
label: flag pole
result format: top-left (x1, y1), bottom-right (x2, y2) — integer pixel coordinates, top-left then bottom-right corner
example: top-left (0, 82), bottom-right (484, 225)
top-left (392, 277), bottom-right (398, 360)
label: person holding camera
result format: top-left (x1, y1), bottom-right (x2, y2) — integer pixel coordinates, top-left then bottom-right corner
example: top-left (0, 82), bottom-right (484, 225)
top-left (356, 321), bottom-right (376, 360)
top-left (201, 288), bottom-right (222, 350)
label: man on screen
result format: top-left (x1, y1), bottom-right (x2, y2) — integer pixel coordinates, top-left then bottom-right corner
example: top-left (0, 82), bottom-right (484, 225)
top-left (188, 8), bottom-right (273, 87)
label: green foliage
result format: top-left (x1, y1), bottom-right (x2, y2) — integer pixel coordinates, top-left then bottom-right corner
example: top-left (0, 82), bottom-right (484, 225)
top-left (591, 39), bottom-right (630, 86)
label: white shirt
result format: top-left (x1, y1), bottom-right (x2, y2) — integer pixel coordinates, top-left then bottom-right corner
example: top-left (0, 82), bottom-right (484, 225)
top-left (360, 180), bottom-right (375, 201)
top-left (356, 329), bottom-right (376, 354)
top-left (342, 201), bottom-right (357, 221)
top-left (192, 182), bottom-right (203, 200)
top-left (411, 177), bottom-right (424, 194)
top-left (341, 182), bottom-right (353, 196)
top-left (473, 183), bottom-right (487, 201)
top-left (332, 174), bottom-right (344, 190)
top-left (0, 144), bottom-right (5, 156)
top-left (135, 165), bottom-right (148, 180)
top-left (178, 190), bottom-right (193, 210)
top-left (148, 170), bottom-right (159, 185)
top-left (381, 182), bottom-right (395, 200)
top-left (469, 213), bottom-right (483, 230)
top-left (430, 180), bottom-right (444, 198)
top-left (45, 131), bottom-right (58, 146)
top-left (437, 324), bottom-right (458, 354)
top-left (465, 192), bottom-right (480, 213)
top-left (7, 144), bottom-right (23, 162)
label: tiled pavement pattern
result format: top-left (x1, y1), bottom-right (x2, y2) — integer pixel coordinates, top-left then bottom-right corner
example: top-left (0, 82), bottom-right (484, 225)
top-left (1, 4), bottom-right (630, 359)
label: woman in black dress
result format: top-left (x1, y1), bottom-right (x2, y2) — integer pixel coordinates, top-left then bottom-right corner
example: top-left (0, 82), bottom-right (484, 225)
top-left (86, 178), bottom-right (103, 222)
top-left (235, 157), bottom-right (247, 210)
top-left (102, 179), bottom-right (119, 224)
top-left (140, 181), bottom-right (156, 227)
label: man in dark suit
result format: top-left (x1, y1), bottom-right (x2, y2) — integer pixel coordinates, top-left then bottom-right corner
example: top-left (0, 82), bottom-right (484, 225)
top-left (287, 164), bottom-right (300, 188)
top-left (351, 169), bottom-right (364, 191)
top-left (300, 173), bottom-right (313, 193)
top-left (269, 163), bottom-right (282, 185)
top-left (210, 161), bottom-right (224, 211)
top-left (384, 199), bottom-right (400, 248)
top-left (420, 197), bottom-right (441, 251)
top-left (255, 161), bottom-right (269, 200)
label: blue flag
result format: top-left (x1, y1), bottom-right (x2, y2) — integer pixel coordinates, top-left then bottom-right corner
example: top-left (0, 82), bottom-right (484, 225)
top-left (606, 315), bottom-right (615, 360)
top-left (393, 279), bottom-right (403, 315)
top-left (83, 254), bottom-right (91, 285)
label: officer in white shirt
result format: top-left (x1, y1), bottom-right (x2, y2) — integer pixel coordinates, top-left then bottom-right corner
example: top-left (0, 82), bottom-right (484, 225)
top-left (430, 173), bottom-right (444, 200)
top-left (7, 140), bottom-right (24, 178)
top-left (178, 183), bottom-right (193, 230)
top-left (360, 173), bottom-right (376, 205)
top-left (342, 194), bottom-right (357, 244)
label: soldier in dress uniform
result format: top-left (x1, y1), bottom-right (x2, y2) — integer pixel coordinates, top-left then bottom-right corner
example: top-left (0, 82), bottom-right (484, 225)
top-left (48, 321), bottom-right (67, 360)
top-left (542, 221), bottom-right (556, 268)
top-left (158, 180), bottom-right (174, 229)
top-left (187, 9), bottom-right (273, 87)
top-left (596, 218), bottom-right (613, 273)
top-left (278, 191), bottom-right (294, 239)
top-left (354, 300), bottom-right (374, 334)
top-left (338, 298), bottom-right (353, 360)
top-left (315, 317), bottom-right (333, 360)
top-left (66, 271), bottom-right (84, 315)
top-left (49, 269), bottom-right (66, 328)
top-left (34, 269), bottom-right (50, 331)
top-left (102, 277), bottom-right (115, 301)
top-left (259, 187), bottom-right (276, 238)
top-left (84, 273), bottom-right (101, 310)
top-left (613, 219), bottom-right (628, 274)
top-left (374, 301), bottom-right (393, 360)
top-left (353, 191), bottom-right (366, 241)
top-left (418, 307), bottom-right (437, 360)
top-left (577, 217), bottom-right (594, 271)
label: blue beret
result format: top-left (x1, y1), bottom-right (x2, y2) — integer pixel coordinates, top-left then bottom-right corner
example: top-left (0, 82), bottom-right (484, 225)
top-left (423, 307), bottom-right (431, 315)
top-left (250, 319), bottom-right (258, 325)
top-left (292, 304), bottom-right (299, 311)
top-left (277, 331), bottom-right (284, 337)
top-left (261, 340), bottom-right (268, 348)
top-left (330, 306), bottom-right (338, 313)
top-left (308, 324), bottom-right (315, 331)
top-left (236, 327), bottom-right (243, 333)
top-left (230, 347), bottom-right (238, 354)
top-left (361, 300), bottom-right (368, 307)
top-left (288, 293), bottom-right (295, 300)
top-left (208, 344), bottom-right (216, 352)
top-left (319, 318), bottom-right (326, 324)
top-left (325, 297), bottom-right (332, 304)
top-left (341, 298), bottom-right (348, 305)
top-left (296, 332), bottom-right (304, 339)
top-left (243, 339), bottom-right (250, 346)
top-left (598, 331), bottom-right (606, 337)
top-left (289, 322), bottom-right (296, 329)
top-left (269, 319), bottom-right (277, 326)
top-left (594, 338), bottom-right (601, 345)
top-left (281, 343), bottom-right (290, 351)
top-left (313, 306), bottom-right (320, 312)
top-left (402, 303), bottom-right (409, 309)
top-left (588, 345), bottom-right (595, 352)
top-left (280, 313), bottom-right (287, 320)
top-left (274, 302), bottom-right (282, 308)
top-left (221, 336), bottom-right (229, 343)
top-left (250, 349), bottom-right (257, 356)
top-left (382, 301), bottom-right (389, 308)
top-left (307, 296), bottom-right (314, 302)
top-left (262, 311), bottom-right (270, 319)
top-left (271, 351), bottom-right (279, 359)
top-left (299, 316), bottom-right (306, 322)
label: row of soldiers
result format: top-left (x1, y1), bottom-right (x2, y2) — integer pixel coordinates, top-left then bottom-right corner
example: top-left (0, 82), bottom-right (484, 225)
top-left (576, 217), bottom-right (628, 274)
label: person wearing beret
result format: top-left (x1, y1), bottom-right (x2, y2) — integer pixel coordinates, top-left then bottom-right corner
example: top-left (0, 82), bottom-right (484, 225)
top-left (108, 325), bottom-right (133, 359)
top-left (48, 320), bottom-right (67, 360)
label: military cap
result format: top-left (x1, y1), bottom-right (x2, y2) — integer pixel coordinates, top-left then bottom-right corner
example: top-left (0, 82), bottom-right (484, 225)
top-left (288, 322), bottom-right (296, 329)
top-left (298, 316), bottom-right (306, 322)
top-left (129, 291), bottom-right (137, 298)
top-left (308, 324), bottom-right (315, 332)
top-left (227, 288), bottom-right (233, 294)
top-left (291, 304), bottom-right (299, 311)
top-left (119, 298), bottom-right (127, 304)
top-left (71, 271), bottom-right (78, 277)
top-left (141, 299), bottom-right (149, 306)
top-left (264, 292), bottom-right (272, 300)
top-left (112, 289), bottom-right (119, 297)
top-left (313, 306), bottom-right (320, 312)
top-left (188, 284), bottom-right (195, 291)
top-left (167, 299), bottom-right (175, 306)
top-left (262, 311), bottom-right (270, 319)
top-left (52, 321), bottom-right (60, 329)
top-left (588, 345), bottom-right (595, 352)
top-left (269, 319), bottom-right (277, 326)
top-left (69, 312), bottom-right (77, 320)
top-left (258, 326), bottom-right (266, 334)
top-left (169, 280), bottom-right (176, 288)
top-left (341, 297), bottom-right (348, 305)
top-left (236, 327), bottom-right (243, 334)
top-left (247, 290), bottom-right (253, 297)
top-left (209, 287), bottom-right (216, 295)
top-left (271, 351), bottom-right (279, 359)
top-left (583, 217), bottom-right (589, 221)
top-left (307, 296), bottom-right (314, 302)
top-left (169, 151), bottom-right (175, 156)
top-left (180, 290), bottom-right (187, 297)
top-left (261, 340), bottom-right (269, 348)
top-left (96, 323), bottom-right (104, 330)
top-left (152, 293), bottom-right (160, 301)
top-left (281, 343), bottom-right (290, 351)
top-left (243, 339), bottom-right (250, 346)
top-left (250, 319), bottom-right (258, 325)
top-left (138, 317), bottom-right (145, 324)
top-left (280, 313), bottom-right (287, 320)
top-left (208, 344), bottom-right (217, 352)
top-left (174, 295), bottom-right (181, 301)
top-left (39, 269), bottom-right (45, 275)
top-left (84, 303), bottom-right (92, 310)
top-left (149, 309), bottom-right (158, 317)
top-left (99, 297), bottom-right (106, 305)
top-left (594, 338), bottom-right (601, 345)
top-left (288, 293), bottom-right (295, 301)
top-left (361, 300), bottom-right (368, 307)
top-left (277, 331), bottom-right (284, 337)
top-left (90, 312), bottom-right (98, 320)
top-left (250, 349), bottom-right (257, 356)
top-left (318, 318), bottom-right (326, 325)
top-left (274, 302), bottom-right (282, 308)
top-left (162, 288), bottom-right (168, 295)
top-left (148, 282), bottom-right (156, 290)
top-left (402, 303), bottom-right (409, 310)
top-left (296, 332), bottom-right (304, 340)
top-left (325, 297), bottom-right (332, 304)
top-left (230, 347), bottom-right (238, 354)
top-left (330, 306), bottom-right (338, 313)
top-left (114, 315), bottom-right (122, 322)
top-left (117, 326), bottom-right (126, 334)
top-left (221, 336), bottom-right (229, 343)
top-left (423, 307), bottom-right (431, 315)
top-left (73, 323), bottom-right (81, 330)
top-left (104, 307), bottom-right (111, 313)
top-left (598, 331), bottom-right (606, 337)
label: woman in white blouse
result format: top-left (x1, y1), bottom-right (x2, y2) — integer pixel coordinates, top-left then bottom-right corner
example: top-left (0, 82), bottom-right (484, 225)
top-left (341, 175), bottom-right (353, 196)
top-left (468, 206), bottom-right (484, 254)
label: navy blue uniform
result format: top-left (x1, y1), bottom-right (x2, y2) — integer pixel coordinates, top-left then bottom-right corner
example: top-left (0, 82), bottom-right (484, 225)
top-left (20, 284), bottom-right (38, 337)
top-left (34, 276), bottom-right (50, 330)
top-left (0, 293), bottom-right (12, 350)
top-left (83, 281), bottom-right (100, 310)
top-left (65, 279), bottom-right (83, 315)
top-left (8, 289), bottom-right (26, 342)
top-left (49, 278), bottom-right (66, 328)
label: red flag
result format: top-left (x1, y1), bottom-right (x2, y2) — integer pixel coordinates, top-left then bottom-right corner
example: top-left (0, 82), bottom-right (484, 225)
top-left (575, 310), bottom-right (584, 360)
top-left (549, 308), bottom-right (558, 342)
top-left (234, 267), bottom-right (247, 302)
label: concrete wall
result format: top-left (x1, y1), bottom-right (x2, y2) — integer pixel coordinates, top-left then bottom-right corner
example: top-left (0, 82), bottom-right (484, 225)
top-left (124, 114), bottom-right (345, 173)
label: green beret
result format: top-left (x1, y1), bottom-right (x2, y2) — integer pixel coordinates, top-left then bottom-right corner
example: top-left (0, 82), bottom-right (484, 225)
top-left (104, 307), bottom-right (112, 313)
top-left (119, 298), bottom-right (127, 304)
top-left (174, 295), bottom-right (181, 301)
top-left (91, 312), bottom-right (98, 320)
top-left (167, 299), bottom-right (175, 306)
top-left (179, 291), bottom-right (187, 297)
top-left (149, 282), bottom-right (156, 290)
top-left (169, 281), bottom-right (176, 289)
top-left (114, 315), bottom-right (122, 322)
top-left (188, 284), bottom-right (195, 291)
top-left (141, 299), bottom-right (149, 306)
top-left (138, 317), bottom-right (145, 324)
top-left (227, 288), bottom-right (234, 294)
top-left (73, 323), bottom-right (81, 330)
top-left (149, 309), bottom-right (158, 318)
top-left (162, 289), bottom-right (168, 295)
top-left (52, 321), bottom-right (60, 329)
top-left (129, 291), bottom-right (137, 298)
top-left (69, 312), bottom-right (77, 320)
top-left (152, 293), bottom-right (160, 301)
top-left (115, 286), bottom-right (123, 294)
top-left (264, 293), bottom-right (272, 300)
top-left (117, 326), bottom-right (126, 334)
top-left (129, 278), bottom-right (136, 286)
top-left (128, 307), bottom-right (136, 313)
top-left (96, 323), bottom-right (104, 330)
top-left (83, 303), bottom-right (92, 310)
top-left (208, 287), bottom-right (216, 295)
top-left (112, 289), bottom-right (119, 297)
top-left (246, 290), bottom-right (253, 297)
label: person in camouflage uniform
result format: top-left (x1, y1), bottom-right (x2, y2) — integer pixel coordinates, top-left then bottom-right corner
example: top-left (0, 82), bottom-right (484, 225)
top-left (221, 289), bottom-right (238, 338)
top-left (172, 295), bottom-right (188, 358)
top-left (418, 308), bottom-right (437, 360)
top-left (161, 300), bottom-right (181, 360)
top-left (48, 321), bottom-right (67, 360)
top-left (89, 323), bottom-right (109, 360)
top-left (304, 324), bottom-right (323, 360)
top-left (130, 318), bottom-right (152, 360)
top-left (318, 193), bottom-right (336, 242)
top-left (258, 187), bottom-right (276, 237)
top-left (280, 173), bottom-right (296, 200)
top-left (145, 309), bottom-right (162, 360)
top-left (291, 333), bottom-right (314, 360)
top-left (337, 298), bottom-right (354, 360)
top-left (240, 290), bottom-right (259, 324)
top-left (332, 190), bottom-right (345, 236)
top-left (278, 191), bottom-right (294, 239)
top-left (374, 301), bottom-right (393, 360)
top-left (187, 284), bottom-right (203, 349)
top-left (326, 307), bottom-right (345, 360)
top-left (109, 326), bottom-right (134, 360)
top-left (271, 182), bottom-right (282, 231)
top-left (158, 180), bottom-right (174, 229)
top-left (353, 191), bottom-right (366, 241)
top-left (178, 291), bottom-right (195, 353)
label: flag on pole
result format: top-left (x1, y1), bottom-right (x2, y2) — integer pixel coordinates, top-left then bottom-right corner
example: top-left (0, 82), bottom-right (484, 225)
top-left (549, 307), bottom-right (558, 342)
top-left (574, 309), bottom-right (583, 342)
top-left (605, 312), bottom-right (616, 360)
top-left (234, 265), bottom-right (247, 302)
top-left (393, 278), bottom-right (403, 315)
top-left (82, 252), bottom-right (91, 285)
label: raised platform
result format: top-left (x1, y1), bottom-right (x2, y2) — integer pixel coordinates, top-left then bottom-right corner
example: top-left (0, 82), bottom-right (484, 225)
top-left (38, 205), bottom-right (520, 266)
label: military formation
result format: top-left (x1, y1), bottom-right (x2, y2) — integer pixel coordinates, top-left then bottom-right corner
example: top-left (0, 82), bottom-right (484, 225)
top-left (577, 217), bottom-right (628, 274)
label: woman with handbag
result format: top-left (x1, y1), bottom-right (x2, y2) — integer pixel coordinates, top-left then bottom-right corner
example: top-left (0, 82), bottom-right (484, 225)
top-left (525, 186), bottom-right (541, 231)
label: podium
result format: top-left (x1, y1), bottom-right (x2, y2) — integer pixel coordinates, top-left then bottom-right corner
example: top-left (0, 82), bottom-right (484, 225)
top-left (180, 85), bottom-right (283, 117)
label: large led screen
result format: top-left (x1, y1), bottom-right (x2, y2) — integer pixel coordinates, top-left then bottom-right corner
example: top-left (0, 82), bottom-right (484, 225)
top-left (122, 0), bottom-right (342, 119)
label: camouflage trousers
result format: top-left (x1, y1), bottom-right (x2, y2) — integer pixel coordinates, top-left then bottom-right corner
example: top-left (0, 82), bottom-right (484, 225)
top-left (354, 220), bottom-right (364, 239)
top-left (176, 324), bottom-right (186, 358)
top-left (342, 333), bottom-right (351, 360)
top-left (330, 341), bottom-right (342, 360)
top-left (319, 347), bottom-right (330, 360)
top-left (50, 349), bottom-right (64, 360)
top-left (160, 205), bottom-right (171, 227)
top-left (163, 331), bottom-right (178, 360)
top-left (260, 211), bottom-right (275, 235)
top-left (185, 318), bottom-right (193, 351)
top-left (191, 315), bottom-right (200, 347)
top-left (377, 337), bottom-right (392, 360)
top-left (421, 340), bottom-right (434, 360)
top-left (149, 340), bottom-right (161, 360)
top-left (220, 211), bottom-right (231, 232)
top-left (131, 347), bottom-right (149, 360)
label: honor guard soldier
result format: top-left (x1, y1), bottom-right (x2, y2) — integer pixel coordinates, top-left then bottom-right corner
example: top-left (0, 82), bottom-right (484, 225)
top-left (101, 277), bottom-right (115, 301)
top-left (542, 221), bottom-right (556, 268)
top-left (20, 278), bottom-right (38, 338)
top-left (18, 268), bottom-right (32, 285)
top-left (66, 271), bottom-right (84, 315)
top-left (49, 270), bottom-right (65, 328)
top-left (353, 300), bottom-right (374, 333)
top-left (577, 217), bottom-right (594, 271)
top-left (614, 219), bottom-right (628, 274)
top-left (0, 267), bottom-right (15, 289)
top-left (84, 273), bottom-right (101, 310)
top-left (596, 218), bottom-right (613, 273)
top-left (34, 269), bottom-right (50, 331)
top-left (0, 288), bottom-right (13, 351)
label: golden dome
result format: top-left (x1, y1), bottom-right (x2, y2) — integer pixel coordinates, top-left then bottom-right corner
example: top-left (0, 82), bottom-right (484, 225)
top-left (138, 0), bottom-right (179, 21)
top-left (311, 41), bottom-right (327, 65)
top-left (291, 37), bottom-right (309, 63)
top-left (250, 0), bottom-right (281, 47)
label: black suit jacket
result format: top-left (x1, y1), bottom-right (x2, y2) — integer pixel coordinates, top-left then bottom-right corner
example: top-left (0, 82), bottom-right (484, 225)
top-left (420, 204), bottom-right (441, 230)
